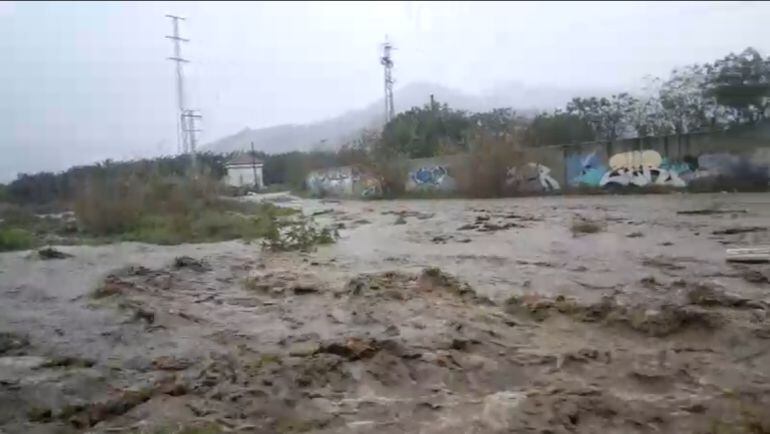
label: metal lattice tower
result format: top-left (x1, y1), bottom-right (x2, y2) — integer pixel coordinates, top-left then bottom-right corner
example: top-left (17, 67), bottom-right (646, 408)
top-left (165, 14), bottom-right (200, 162)
top-left (380, 37), bottom-right (395, 124)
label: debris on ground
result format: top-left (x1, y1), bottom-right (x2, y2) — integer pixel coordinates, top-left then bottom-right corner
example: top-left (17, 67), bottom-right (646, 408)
top-left (37, 246), bottom-right (73, 260)
top-left (570, 216), bottom-right (606, 236)
top-left (726, 247), bottom-right (770, 263)
top-left (173, 255), bottom-right (211, 272)
top-left (677, 209), bottom-right (748, 215)
top-left (713, 226), bottom-right (767, 235)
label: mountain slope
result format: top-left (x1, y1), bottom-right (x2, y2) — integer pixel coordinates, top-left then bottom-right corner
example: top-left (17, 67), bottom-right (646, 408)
top-left (204, 81), bottom-right (614, 154)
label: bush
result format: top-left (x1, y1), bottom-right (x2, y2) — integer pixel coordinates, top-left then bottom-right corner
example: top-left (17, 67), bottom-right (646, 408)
top-left (262, 217), bottom-right (338, 252)
top-left (73, 172), bottom-right (296, 244)
top-left (453, 132), bottom-right (525, 198)
top-left (0, 228), bottom-right (34, 251)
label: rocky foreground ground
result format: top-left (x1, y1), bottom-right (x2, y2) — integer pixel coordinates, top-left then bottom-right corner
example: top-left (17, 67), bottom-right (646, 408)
top-left (1, 193), bottom-right (770, 434)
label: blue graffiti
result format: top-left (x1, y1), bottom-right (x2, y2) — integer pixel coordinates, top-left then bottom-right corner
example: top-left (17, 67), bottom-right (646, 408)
top-left (660, 158), bottom-right (693, 177)
top-left (412, 165), bottom-right (448, 185)
top-left (567, 150), bottom-right (607, 187)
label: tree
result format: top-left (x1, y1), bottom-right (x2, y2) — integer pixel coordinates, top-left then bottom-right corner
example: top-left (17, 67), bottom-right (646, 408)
top-left (524, 110), bottom-right (596, 146)
top-left (380, 99), bottom-right (473, 158)
top-left (707, 47), bottom-right (770, 123)
top-left (566, 93), bottom-right (636, 141)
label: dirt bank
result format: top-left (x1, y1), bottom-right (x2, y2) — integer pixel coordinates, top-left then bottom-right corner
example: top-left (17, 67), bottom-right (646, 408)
top-left (1, 193), bottom-right (769, 433)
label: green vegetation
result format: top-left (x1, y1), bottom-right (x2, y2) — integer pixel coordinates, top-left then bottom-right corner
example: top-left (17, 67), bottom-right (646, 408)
top-left (0, 227), bottom-right (34, 251)
top-left (0, 169), bottom-right (300, 251)
top-left (262, 217), bottom-right (338, 252)
top-left (73, 173), bottom-right (297, 245)
top-left (150, 423), bottom-right (224, 434)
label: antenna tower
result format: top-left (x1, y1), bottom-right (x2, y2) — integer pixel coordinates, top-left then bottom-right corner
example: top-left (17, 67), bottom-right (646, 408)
top-left (380, 37), bottom-right (395, 123)
top-left (166, 14), bottom-right (200, 164)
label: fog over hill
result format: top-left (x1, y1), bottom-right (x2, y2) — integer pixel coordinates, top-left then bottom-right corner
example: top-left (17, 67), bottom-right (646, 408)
top-left (204, 81), bottom-right (615, 155)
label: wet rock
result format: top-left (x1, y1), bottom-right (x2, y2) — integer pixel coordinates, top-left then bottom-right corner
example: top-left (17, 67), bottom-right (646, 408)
top-left (480, 391), bottom-right (526, 431)
top-left (37, 247), bottom-right (73, 260)
top-left (394, 216), bottom-right (407, 225)
top-left (457, 224), bottom-right (476, 230)
top-left (626, 231), bottom-right (644, 238)
top-left (173, 256), bottom-right (210, 272)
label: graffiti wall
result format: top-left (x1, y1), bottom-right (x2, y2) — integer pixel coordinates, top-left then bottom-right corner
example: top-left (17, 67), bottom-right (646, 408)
top-left (566, 148), bottom-right (608, 188)
top-left (506, 162), bottom-right (561, 193)
top-left (565, 147), bottom-right (769, 190)
top-left (406, 164), bottom-right (457, 192)
top-left (305, 122), bottom-right (770, 197)
top-left (306, 166), bottom-right (382, 198)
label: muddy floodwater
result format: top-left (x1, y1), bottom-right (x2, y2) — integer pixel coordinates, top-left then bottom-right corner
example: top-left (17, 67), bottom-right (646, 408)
top-left (1, 193), bottom-right (770, 433)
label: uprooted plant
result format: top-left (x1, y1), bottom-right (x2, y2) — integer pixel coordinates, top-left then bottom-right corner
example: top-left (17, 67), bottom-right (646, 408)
top-left (262, 216), bottom-right (338, 252)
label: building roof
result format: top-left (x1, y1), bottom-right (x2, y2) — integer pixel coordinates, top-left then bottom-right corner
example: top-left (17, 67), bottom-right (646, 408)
top-left (226, 153), bottom-right (263, 167)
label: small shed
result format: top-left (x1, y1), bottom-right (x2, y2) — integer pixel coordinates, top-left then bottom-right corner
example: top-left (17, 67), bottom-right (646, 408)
top-left (224, 153), bottom-right (264, 189)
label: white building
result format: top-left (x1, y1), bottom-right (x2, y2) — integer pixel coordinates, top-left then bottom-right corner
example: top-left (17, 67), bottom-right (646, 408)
top-left (224, 153), bottom-right (264, 189)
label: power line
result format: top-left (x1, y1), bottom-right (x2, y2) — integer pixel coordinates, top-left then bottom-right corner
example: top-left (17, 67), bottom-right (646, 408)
top-left (381, 36), bottom-right (396, 124)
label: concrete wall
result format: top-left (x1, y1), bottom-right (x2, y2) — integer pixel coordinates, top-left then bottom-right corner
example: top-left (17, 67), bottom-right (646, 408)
top-left (305, 121), bottom-right (770, 197)
top-left (225, 165), bottom-right (264, 189)
top-left (561, 121), bottom-right (770, 190)
top-left (306, 166), bottom-right (382, 198)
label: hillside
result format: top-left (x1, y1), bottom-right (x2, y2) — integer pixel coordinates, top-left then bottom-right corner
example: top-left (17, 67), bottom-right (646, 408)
top-left (204, 81), bottom-right (613, 154)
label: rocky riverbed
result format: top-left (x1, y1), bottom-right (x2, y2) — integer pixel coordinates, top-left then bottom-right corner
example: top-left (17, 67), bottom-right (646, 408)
top-left (1, 193), bottom-right (769, 433)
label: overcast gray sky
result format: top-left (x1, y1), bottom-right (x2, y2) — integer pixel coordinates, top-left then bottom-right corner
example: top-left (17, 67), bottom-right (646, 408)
top-left (1, 1), bottom-right (770, 181)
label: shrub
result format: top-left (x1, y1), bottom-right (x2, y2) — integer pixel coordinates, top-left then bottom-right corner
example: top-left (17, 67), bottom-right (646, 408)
top-left (262, 217), bottom-right (338, 252)
top-left (73, 172), bottom-right (296, 244)
top-left (453, 132), bottom-right (525, 198)
top-left (0, 228), bottom-right (34, 251)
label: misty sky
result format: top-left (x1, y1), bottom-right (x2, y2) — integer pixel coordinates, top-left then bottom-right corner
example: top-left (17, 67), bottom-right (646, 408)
top-left (2, 1), bottom-right (770, 181)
